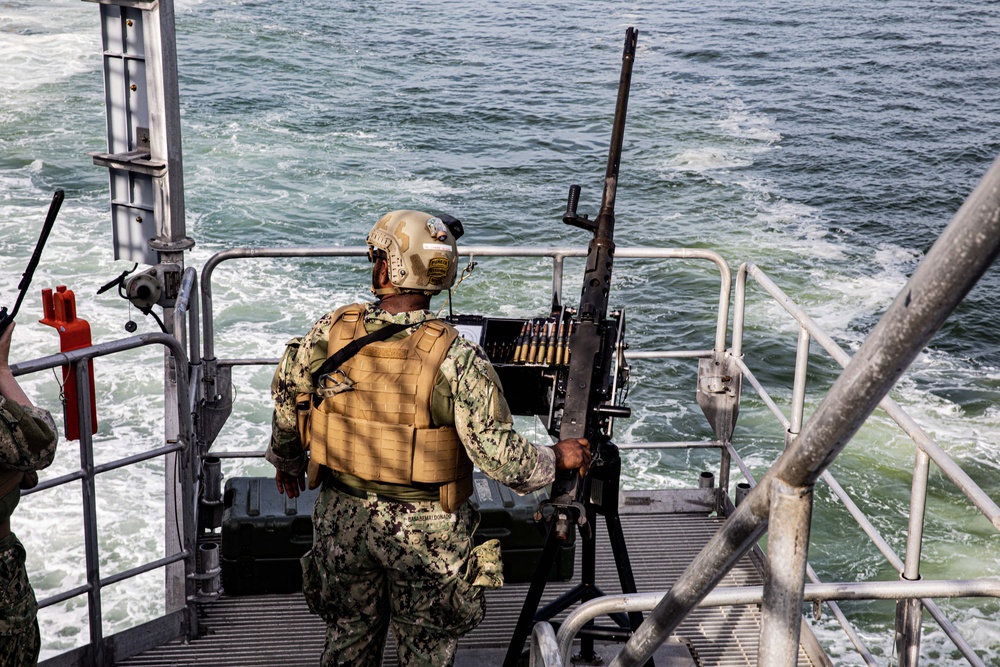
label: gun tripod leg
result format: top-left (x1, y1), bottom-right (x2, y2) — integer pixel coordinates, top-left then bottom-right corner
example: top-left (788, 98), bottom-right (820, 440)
top-left (605, 512), bottom-right (643, 630)
top-left (503, 520), bottom-right (565, 667)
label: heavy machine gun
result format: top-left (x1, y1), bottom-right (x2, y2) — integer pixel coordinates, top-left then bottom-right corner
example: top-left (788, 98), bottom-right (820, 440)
top-left (500, 27), bottom-right (642, 666)
top-left (548, 24), bottom-right (637, 539)
top-left (0, 190), bottom-right (64, 338)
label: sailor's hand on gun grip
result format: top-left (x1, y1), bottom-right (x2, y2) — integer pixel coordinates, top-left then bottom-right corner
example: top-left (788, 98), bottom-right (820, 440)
top-left (275, 469), bottom-right (306, 498)
top-left (552, 438), bottom-right (591, 476)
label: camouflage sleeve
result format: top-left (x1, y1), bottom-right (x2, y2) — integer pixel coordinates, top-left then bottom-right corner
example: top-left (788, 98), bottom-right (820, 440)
top-left (265, 313), bottom-right (336, 475)
top-left (0, 396), bottom-right (58, 472)
top-left (441, 339), bottom-right (556, 494)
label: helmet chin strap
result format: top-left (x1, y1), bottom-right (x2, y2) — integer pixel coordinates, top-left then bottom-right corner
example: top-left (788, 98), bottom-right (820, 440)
top-left (371, 285), bottom-right (399, 297)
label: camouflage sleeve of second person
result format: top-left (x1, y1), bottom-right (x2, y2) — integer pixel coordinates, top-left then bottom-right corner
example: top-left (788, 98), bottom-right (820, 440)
top-left (0, 396), bottom-right (58, 472)
top-left (265, 311), bottom-right (337, 476)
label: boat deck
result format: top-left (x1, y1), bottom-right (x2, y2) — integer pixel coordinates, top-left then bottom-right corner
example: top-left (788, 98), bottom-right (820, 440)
top-left (119, 489), bottom-right (823, 666)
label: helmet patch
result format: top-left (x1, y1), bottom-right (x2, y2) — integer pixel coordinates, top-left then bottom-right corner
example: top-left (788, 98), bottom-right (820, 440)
top-left (427, 257), bottom-right (451, 284)
top-left (408, 253), bottom-right (427, 284)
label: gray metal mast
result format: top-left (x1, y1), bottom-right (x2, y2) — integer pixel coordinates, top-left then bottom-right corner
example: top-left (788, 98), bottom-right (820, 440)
top-left (85, 0), bottom-right (195, 618)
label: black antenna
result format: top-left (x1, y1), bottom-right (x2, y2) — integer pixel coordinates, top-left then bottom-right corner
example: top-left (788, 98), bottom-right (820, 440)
top-left (0, 189), bottom-right (64, 337)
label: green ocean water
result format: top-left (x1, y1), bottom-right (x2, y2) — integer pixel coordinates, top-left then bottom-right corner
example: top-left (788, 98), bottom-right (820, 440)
top-left (2, 0), bottom-right (999, 662)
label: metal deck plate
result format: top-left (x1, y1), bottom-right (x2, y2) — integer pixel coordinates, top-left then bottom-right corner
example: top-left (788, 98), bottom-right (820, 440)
top-left (119, 489), bottom-right (821, 666)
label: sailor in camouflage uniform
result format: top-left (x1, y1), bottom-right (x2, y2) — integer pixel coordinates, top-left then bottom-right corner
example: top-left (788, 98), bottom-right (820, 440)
top-left (267, 210), bottom-right (590, 667)
top-left (0, 323), bottom-right (59, 667)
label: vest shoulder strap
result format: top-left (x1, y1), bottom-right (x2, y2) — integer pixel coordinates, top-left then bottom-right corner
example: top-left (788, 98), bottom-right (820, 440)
top-left (312, 310), bottom-right (444, 388)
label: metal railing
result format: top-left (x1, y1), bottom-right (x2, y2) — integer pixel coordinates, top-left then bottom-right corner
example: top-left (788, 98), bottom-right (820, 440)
top-left (199, 240), bottom-right (995, 666)
top-left (531, 579), bottom-right (1000, 667)
top-left (197, 245), bottom-right (734, 461)
top-left (200, 245), bottom-right (731, 360)
top-left (731, 264), bottom-right (998, 667)
top-left (593, 155), bottom-right (1000, 667)
top-left (27, 216), bottom-right (992, 666)
top-left (14, 333), bottom-right (199, 667)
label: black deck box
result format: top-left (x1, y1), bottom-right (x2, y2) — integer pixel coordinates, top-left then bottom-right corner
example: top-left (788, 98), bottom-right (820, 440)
top-left (219, 473), bottom-right (574, 595)
top-left (469, 473), bottom-right (575, 583)
top-left (221, 477), bottom-right (319, 595)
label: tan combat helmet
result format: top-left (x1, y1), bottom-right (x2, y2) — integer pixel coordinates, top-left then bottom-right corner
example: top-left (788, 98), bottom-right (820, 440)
top-left (367, 210), bottom-right (462, 296)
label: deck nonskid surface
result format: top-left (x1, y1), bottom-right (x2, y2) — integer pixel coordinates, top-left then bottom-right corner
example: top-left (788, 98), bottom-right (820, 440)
top-left (120, 489), bottom-right (817, 666)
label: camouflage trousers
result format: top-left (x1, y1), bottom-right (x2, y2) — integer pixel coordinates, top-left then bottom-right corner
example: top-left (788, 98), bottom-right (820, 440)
top-left (0, 533), bottom-right (41, 667)
top-left (301, 486), bottom-right (503, 667)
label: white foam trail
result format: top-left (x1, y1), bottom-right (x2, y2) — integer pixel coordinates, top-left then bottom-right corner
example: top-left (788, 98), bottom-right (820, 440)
top-left (719, 99), bottom-right (783, 144)
top-left (666, 148), bottom-right (754, 173)
top-left (0, 2), bottom-right (97, 94)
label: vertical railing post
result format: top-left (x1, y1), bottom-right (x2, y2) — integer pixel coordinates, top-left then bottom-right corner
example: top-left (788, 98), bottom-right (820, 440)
top-left (551, 253), bottom-right (565, 307)
top-left (180, 387), bottom-right (200, 638)
top-left (788, 327), bottom-right (811, 447)
top-left (717, 444), bottom-right (732, 515)
top-left (731, 264), bottom-right (749, 359)
top-left (163, 333), bottom-right (200, 639)
top-left (758, 480), bottom-right (814, 666)
top-left (75, 358), bottom-right (104, 665)
top-left (895, 447), bottom-right (931, 665)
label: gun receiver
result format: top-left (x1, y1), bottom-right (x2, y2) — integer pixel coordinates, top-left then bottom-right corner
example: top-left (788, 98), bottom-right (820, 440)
top-left (546, 28), bottom-right (637, 540)
top-left (0, 190), bottom-right (64, 337)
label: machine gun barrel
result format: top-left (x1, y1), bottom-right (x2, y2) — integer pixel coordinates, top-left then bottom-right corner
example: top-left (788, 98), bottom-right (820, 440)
top-left (504, 32), bottom-right (640, 664)
top-left (579, 27), bottom-right (637, 323)
top-left (0, 189), bottom-right (64, 337)
top-left (559, 27), bottom-right (636, 439)
top-left (551, 28), bottom-right (637, 536)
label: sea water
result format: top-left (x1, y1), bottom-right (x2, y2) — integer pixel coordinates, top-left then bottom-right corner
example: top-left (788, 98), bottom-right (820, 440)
top-left (2, 0), bottom-right (999, 663)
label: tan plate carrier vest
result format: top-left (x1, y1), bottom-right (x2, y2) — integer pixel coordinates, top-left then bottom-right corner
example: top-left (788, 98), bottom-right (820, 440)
top-left (298, 305), bottom-right (473, 512)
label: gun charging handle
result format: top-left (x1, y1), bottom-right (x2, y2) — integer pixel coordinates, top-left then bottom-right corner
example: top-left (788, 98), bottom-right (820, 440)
top-left (564, 184), bottom-right (581, 220)
top-left (563, 184), bottom-right (596, 232)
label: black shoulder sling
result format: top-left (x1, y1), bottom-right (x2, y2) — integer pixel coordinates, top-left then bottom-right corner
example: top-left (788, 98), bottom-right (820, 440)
top-left (310, 320), bottom-right (428, 388)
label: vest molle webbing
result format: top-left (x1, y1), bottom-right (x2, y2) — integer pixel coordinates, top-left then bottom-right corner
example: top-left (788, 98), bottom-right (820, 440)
top-left (305, 306), bottom-right (472, 506)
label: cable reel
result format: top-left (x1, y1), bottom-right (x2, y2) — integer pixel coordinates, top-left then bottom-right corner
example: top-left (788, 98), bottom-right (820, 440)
top-left (97, 263), bottom-right (180, 333)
